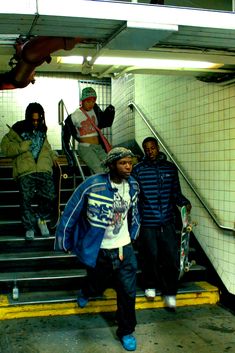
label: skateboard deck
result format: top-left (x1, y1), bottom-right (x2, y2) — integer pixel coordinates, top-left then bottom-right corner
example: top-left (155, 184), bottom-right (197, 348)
top-left (178, 206), bottom-right (196, 279)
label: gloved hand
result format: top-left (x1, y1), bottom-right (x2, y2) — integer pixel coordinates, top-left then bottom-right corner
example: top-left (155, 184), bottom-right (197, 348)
top-left (20, 140), bottom-right (32, 153)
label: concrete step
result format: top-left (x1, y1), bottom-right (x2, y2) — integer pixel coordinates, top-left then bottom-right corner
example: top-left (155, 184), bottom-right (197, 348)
top-left (0, 250), bottom-right (76, 261)
top-left (0, 263), bottom-right (206, 301)
top-left (0, 268), bottom-right (86, 282)
top-left (0, 281), bottom-right (220, 320)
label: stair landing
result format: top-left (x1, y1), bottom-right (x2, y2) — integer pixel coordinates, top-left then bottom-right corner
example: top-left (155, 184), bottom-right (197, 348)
top-left (0, 281), bottom-right (219, 321)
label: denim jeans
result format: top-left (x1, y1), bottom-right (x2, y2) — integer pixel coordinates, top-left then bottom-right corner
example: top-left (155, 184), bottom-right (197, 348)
top-left (83, 243), bottom-right (138, 337)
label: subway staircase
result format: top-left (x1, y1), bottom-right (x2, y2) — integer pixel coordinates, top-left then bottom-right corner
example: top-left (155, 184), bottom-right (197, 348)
top-left (0, 154), bottom-right (220, 320)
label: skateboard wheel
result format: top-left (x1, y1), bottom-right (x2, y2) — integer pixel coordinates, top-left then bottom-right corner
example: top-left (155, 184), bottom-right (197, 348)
top-left (186, 226), bottom-right (192, 232)
top-left (191, 260), bottom-right (196, 265)
top-left (185, 266), bottom-right (190, 272)
top-left (63, 173), bottom-right (68, 179)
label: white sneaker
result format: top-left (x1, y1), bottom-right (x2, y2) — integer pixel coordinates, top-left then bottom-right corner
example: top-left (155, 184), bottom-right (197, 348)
top-left (38, 219), bottom-right (50, 237)
top-left (25, 229), bottom-right (35, 241)
top-left (145, 288), bottom-right (156, 299)
top-left (164, 295), bottom-right (176, 309)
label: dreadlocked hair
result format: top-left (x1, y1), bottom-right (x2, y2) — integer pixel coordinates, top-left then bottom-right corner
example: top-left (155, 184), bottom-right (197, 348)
top-left (25, 102), bottom-right (47, 132)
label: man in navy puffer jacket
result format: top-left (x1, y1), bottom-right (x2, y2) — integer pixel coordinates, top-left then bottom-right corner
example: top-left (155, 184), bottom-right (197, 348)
top-left (132, 136), bottom-right (191, 310)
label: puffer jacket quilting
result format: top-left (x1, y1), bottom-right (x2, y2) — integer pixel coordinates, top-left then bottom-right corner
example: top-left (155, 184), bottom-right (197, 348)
top-left (1, 127), bottom-right (56, 179)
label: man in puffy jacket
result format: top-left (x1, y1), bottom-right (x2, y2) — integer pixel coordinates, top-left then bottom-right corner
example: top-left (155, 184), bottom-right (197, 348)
top-left (55, 147), bottom-right (140, 351)
top-left (132, 136), bottom-right (191, 310)
top-left (1, 102), bottom-right (57, 240)
top-left (62, 86), bottom-right (115, 174)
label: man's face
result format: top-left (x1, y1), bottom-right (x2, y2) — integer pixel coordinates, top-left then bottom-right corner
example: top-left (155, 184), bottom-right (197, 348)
top-left (112, 157), bottom-right (133, 180)
top-left (32, 112), bottom-right (40, 129)
top-left (82, 97), bottom-right (96, 111)
top-left (143, 141), bottom-right (159, 161)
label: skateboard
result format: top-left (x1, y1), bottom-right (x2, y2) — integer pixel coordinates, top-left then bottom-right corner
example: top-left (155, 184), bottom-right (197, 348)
top-left (51, 161), bottom-right (67, 229)
top-left (178, 206), bottom-right (196, 279)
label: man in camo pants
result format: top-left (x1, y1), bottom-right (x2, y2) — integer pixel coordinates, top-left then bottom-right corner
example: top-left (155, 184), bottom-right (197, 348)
top-left (1, 102), bottom-right (57, 240)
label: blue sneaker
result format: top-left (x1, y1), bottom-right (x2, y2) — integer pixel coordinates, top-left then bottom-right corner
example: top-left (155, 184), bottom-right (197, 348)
top-left (77, 290), bottom-right (89, 308)
top-left (120, 334), bottom-right (137, 351)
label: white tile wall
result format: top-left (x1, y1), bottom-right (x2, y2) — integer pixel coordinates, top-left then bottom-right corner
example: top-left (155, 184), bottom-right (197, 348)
top-left (110, 72), bottom-right (235, 294)
top-left (112, 74), bottom-right (135, 145)
top-left (131, 74), bottom-right (235, 294)
top-left (0, 73), bottom-right (112, 152)
top-left (0, 73), bottom-right (80, 151)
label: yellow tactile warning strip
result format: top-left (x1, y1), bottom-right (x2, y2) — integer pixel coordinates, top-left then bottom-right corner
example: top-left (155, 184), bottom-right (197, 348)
top-left (0, 282), bottom-right (220, 321)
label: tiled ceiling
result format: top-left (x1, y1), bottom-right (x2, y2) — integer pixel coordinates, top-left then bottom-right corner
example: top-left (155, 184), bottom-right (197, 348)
top-left (0, 0), bottom-right (235, 85)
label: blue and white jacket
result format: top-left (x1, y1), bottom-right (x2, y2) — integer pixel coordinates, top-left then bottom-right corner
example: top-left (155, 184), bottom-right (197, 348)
top-left (132, 152), bottom-right (190, 227)
top-left (55, 173), bottom-right (140, 268)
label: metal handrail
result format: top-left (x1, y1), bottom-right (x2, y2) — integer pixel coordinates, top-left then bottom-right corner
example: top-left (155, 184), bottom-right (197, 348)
top-left (58, 99), bottom-right (85, 182)
top-left (128, 101), bottom-right (234, 233)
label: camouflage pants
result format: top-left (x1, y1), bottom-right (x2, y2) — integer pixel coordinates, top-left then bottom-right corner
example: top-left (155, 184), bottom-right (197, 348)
top-left (17, 172), bottom-right (56, 231)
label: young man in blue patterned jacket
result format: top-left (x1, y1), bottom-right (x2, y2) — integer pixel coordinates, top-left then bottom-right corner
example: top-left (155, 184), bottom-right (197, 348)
top-left (132, 137), bottom-right (191, 310)
top-left (55, 147), bottom-right (140, 351)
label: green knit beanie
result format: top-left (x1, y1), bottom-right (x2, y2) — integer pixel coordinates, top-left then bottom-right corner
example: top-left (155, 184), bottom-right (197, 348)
top-left (81, 87), bottom-right (97, 101)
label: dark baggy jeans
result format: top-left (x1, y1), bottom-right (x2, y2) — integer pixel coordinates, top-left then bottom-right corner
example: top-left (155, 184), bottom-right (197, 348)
top-left (139, 224), bottom-right (179, 296)
top-left (17, 172), bottom-right (56, 231)
top-left (83, 243), bottom-right (137, 338)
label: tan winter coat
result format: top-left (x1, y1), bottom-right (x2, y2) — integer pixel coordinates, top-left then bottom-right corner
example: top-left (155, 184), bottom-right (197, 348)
top-left (1, 127), bottom-right (57, 179)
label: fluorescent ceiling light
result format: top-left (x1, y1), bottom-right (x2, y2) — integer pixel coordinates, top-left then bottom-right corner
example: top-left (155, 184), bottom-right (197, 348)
top-left (57, 56), bottom-right (84, 64)
top-left (57, 55), bottom-right (223, 70)
top-left (94, 57), bottom-right (223, 69)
